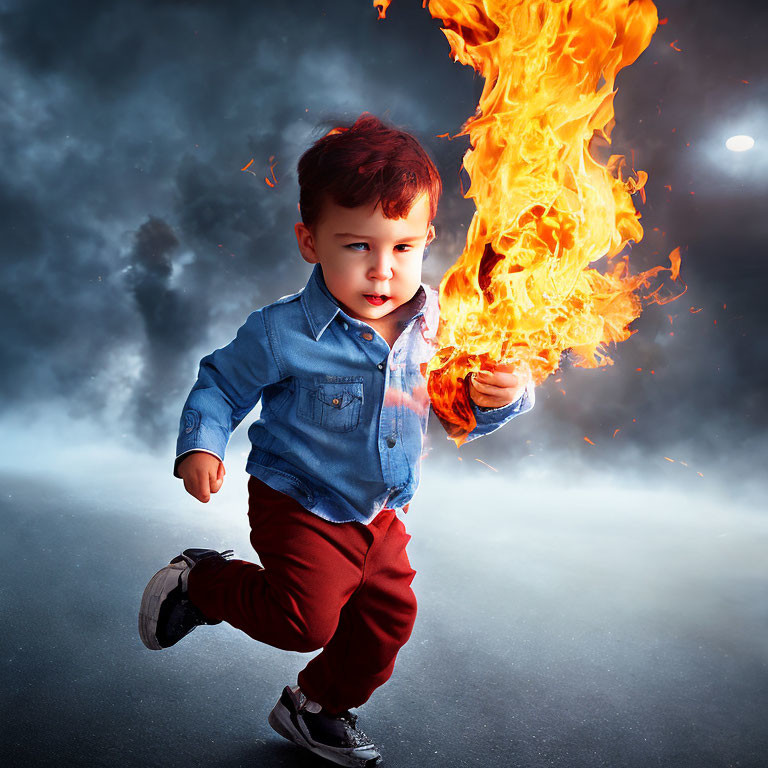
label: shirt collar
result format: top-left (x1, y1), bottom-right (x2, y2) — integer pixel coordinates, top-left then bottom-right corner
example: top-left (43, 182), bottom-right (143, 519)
top-left (300, 264), bottom-right (342, 340)
top-left (300, 263), bottom-right (433, 341)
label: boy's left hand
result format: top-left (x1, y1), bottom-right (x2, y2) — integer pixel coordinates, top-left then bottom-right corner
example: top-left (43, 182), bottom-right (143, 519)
top-left (468, 362), bottom-right (532, 409)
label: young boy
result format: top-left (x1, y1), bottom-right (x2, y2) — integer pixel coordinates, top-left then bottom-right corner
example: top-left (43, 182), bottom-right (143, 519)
top-left (139, 114), bottom-right (534, 767)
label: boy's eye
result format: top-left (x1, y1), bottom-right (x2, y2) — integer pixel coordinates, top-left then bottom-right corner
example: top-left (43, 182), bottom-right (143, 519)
top-left (344, 242), bottom-right (414, 253)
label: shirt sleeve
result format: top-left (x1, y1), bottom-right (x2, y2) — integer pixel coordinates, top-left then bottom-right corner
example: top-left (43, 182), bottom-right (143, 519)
top-left (430, 377), bottom-right (535, 444)
top-left (173, 308), bottom-right (283, 477)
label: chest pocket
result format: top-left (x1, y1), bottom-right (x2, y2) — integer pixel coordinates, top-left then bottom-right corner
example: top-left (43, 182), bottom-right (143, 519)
top-left (297, 376), bottom-right (364, 433)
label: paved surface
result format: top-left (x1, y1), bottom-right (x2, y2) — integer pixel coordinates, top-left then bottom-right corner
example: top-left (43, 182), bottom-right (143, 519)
top-left (2, 467), bottom-right (767, 767)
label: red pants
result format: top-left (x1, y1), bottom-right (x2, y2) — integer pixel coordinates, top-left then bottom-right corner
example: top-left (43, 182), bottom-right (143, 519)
top-left (187, 475), bottom-right (418, 714)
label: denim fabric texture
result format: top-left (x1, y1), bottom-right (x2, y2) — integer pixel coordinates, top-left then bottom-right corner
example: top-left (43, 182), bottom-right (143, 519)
top-left (175, 264), bottom-right (534, 524)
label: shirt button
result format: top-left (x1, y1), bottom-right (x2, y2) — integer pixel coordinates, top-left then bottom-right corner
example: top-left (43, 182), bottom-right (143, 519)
top-left (386, 435), bottom-right (397, 448)
top-left (332, 397), bottom-right (340, 405)
top-left (342, 321), bottom-right (349, 331)
top-left (377, 362), bottom-right (384, 371)
top-left (361, 332), bottom-right (374, 341)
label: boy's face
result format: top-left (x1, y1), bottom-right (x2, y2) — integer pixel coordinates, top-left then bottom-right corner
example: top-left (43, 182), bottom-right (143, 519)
top-left (295, 193), bottom-right (435, 325)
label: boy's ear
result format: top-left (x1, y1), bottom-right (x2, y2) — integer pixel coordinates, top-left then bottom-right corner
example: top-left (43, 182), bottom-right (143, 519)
top-left (295, 222), bottom-right (319, 264)
top-left (426, 224), bottom-right (436, 247)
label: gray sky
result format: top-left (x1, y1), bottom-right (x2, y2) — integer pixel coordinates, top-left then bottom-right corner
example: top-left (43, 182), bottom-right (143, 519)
top-left (2, 4), bottom-right (767, 765)
top-left (1, 0), bottom-right (767, 487)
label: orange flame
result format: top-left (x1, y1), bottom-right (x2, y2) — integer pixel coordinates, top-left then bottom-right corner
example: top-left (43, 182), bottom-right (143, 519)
top-left (374, 0), bottom-right (392, 20)
top-left (420, 0), bottom-right (682, 444)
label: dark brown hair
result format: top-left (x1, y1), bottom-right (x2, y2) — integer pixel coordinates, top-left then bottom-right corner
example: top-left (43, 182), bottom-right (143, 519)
top-left (297, 113), bottom-right (442, 230)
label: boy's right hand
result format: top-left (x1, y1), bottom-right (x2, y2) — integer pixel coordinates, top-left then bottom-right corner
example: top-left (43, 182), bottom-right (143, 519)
top-left (177, 452), bottom-right (226, 503)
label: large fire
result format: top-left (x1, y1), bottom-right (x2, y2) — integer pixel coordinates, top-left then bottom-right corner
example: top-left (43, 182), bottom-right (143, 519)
top-left (391, 0), bottom-right (682, 444)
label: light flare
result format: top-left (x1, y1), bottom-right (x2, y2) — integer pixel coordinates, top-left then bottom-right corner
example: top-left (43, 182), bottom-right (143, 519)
top-left (725, 135), bottom-right (755, 152)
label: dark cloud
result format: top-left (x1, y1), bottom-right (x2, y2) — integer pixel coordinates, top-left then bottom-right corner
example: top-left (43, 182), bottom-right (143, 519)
top-left (125, 216), bottom-right (199, 442)
top-left (0, 0), bottom-right (766, 478)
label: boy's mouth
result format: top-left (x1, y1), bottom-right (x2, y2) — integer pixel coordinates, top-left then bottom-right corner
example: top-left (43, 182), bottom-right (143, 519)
top-left (363, 294), bottom-right (389, 306)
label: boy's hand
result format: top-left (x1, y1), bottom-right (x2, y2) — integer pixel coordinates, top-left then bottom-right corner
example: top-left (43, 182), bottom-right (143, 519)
top-left (468, 362), bottom-right (532, 409)
top-left (177, 452), bottom-right (226, 503)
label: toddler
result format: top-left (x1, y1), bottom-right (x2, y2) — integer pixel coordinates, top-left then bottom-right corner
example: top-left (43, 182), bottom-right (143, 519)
top-left (139, 114), bottom-right (534, 767)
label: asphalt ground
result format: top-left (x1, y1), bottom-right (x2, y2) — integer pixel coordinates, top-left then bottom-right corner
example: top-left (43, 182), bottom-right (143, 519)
top-left (2, 465), bottom-right (767, 768)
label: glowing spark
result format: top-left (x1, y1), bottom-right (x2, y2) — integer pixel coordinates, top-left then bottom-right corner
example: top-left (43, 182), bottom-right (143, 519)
top-left (374, 0), bottom-right (391, 19)
top-left (663, 456), bottom-right (674, 462)
top-left (668, 247), bottom-right (682, 280)
top-left (584, 437), bottom-right (595, 446)
top-left (670, 40), bottom-right (682, 51)
top-left (241, 158), bottom-right (260, 178)
top-left (474, 458), bottom-right (498, 472)
top-left (613, 428), bottom-right (620, 438)
top-left (266, 156), bottom-right (279, 187)
top-left (725, 135), bottom-right (755, 152)
top-left (689, 307), bottom-right (702, 314)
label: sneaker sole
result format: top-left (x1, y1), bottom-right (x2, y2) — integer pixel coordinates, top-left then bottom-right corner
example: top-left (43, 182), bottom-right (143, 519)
top-left (267, 699), bottom-right (382, 767)
top-left (138, 560), bottom-right (186, 650)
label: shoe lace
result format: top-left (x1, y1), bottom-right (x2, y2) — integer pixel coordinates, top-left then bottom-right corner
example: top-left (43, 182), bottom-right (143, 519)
top-left (337, 711), bottom-right (372, 746)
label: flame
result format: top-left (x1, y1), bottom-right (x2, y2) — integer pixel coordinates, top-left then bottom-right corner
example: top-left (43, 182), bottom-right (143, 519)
top-left (419, 0), bottom-right (683, 444)
top-left (374, 0), bottom-right (392, 20)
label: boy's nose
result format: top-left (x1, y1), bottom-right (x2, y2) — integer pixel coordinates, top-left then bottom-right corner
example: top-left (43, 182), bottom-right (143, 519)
top-left (368, 251), bottom-right (394, 281)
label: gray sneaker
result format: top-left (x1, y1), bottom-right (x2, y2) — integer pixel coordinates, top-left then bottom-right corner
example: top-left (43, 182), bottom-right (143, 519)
top-left (268, 686), bottom-right (382, 767)
top-left (138, 547), bottom-right (233, 650)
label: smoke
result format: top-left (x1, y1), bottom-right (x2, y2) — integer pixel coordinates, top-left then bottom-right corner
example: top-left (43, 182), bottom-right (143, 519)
top-left (0, 0), bottom-right (766, 476)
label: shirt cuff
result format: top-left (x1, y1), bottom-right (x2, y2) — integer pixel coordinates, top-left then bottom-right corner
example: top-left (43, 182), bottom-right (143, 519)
top-left (173, 448), bottom-right (223, 479)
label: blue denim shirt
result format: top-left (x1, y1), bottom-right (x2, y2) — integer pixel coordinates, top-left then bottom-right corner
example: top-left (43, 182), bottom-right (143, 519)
top-left (175, 264), bottom-right (535, 524)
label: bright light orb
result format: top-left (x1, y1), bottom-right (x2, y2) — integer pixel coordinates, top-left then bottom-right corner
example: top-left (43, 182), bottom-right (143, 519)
top-left (725, 135), bottom-right (755, 152)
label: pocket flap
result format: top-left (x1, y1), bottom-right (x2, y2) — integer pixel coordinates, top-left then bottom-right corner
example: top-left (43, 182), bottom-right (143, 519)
top-left (316, 385), bottom-right (359, 409)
